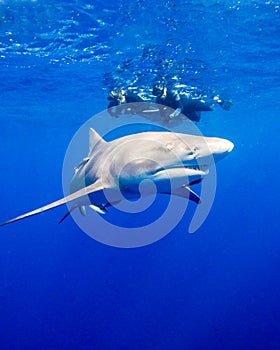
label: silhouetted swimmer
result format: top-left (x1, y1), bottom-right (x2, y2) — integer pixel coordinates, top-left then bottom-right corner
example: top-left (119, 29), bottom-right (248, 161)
top-left (152, 82), bottom-right (232, 123)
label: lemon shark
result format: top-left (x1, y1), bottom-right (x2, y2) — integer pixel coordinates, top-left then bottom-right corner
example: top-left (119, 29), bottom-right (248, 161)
top-left (0, 128), bottom-right (234, 227)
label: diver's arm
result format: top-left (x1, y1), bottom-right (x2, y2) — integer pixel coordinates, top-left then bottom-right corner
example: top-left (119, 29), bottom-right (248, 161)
top-left (169, 91), bottom-right (183, 119)
top-left (169, 107), bottom-right (182, 119)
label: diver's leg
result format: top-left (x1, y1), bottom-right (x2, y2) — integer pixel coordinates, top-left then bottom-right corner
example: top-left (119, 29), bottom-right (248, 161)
top-left (186, 111), bottom-right (201, 122)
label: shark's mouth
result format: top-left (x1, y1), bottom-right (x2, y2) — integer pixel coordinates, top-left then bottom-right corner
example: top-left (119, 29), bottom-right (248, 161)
top-left (154, 163), bottom-right (209, 176)
top-left (183, 164), bottom-right (208, 171)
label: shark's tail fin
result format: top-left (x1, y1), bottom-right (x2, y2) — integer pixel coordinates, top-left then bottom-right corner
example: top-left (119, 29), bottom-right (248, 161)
top-left (0, 181), bottom-right (104, 227)
top-left (0, 194), bottom-right (73, 227)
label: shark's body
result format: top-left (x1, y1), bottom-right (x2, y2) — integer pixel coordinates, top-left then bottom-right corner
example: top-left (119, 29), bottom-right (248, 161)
top-left (0, 129), bottom-right (234, 227)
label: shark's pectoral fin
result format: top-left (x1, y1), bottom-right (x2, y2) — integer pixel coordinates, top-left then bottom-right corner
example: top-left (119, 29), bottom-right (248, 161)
top-left (182, 185), bottom-right (201, 204)
top-left (0, 181), bottom-right (105, 227)
top-left (187, 178), bottom-right (203, 187)
top-left (163, 185), bottom-right (201, 204)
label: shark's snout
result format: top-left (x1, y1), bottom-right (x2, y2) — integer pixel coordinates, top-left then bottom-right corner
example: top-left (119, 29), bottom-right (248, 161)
top-left (208, 138), bottom-right (234, 155)
top-left (221, 139), bottom-right (234, 153)
top-left (226, 140), bottom-right (234, 152)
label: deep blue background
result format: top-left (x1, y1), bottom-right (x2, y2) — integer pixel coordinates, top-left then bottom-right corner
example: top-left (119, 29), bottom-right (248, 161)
top-left (0, 1), bottom-right (279, 349)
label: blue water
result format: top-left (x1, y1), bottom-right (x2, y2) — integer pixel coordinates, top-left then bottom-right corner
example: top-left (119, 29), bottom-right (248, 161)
top-left (1, 0), bottom-right (280, 349)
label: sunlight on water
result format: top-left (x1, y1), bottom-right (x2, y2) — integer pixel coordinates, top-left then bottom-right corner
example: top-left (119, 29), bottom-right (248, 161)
top-left (0, 0), bottom-right (279, 97)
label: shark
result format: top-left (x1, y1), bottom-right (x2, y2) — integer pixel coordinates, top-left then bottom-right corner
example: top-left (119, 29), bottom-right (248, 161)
top-left (0, 128), bottom-right (234, 227)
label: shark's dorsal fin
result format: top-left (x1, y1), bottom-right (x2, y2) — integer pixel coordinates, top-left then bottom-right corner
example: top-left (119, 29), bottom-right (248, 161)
top-left (89, 128), bottom-right (106, 155)
top-left (0, 180), bottom-right (104, 227)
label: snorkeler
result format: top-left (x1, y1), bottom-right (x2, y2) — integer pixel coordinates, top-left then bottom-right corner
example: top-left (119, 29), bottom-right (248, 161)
top-left (107, 88), bottom-right (150, 117)
top-left (152, 82), bottom-right (232, 123)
